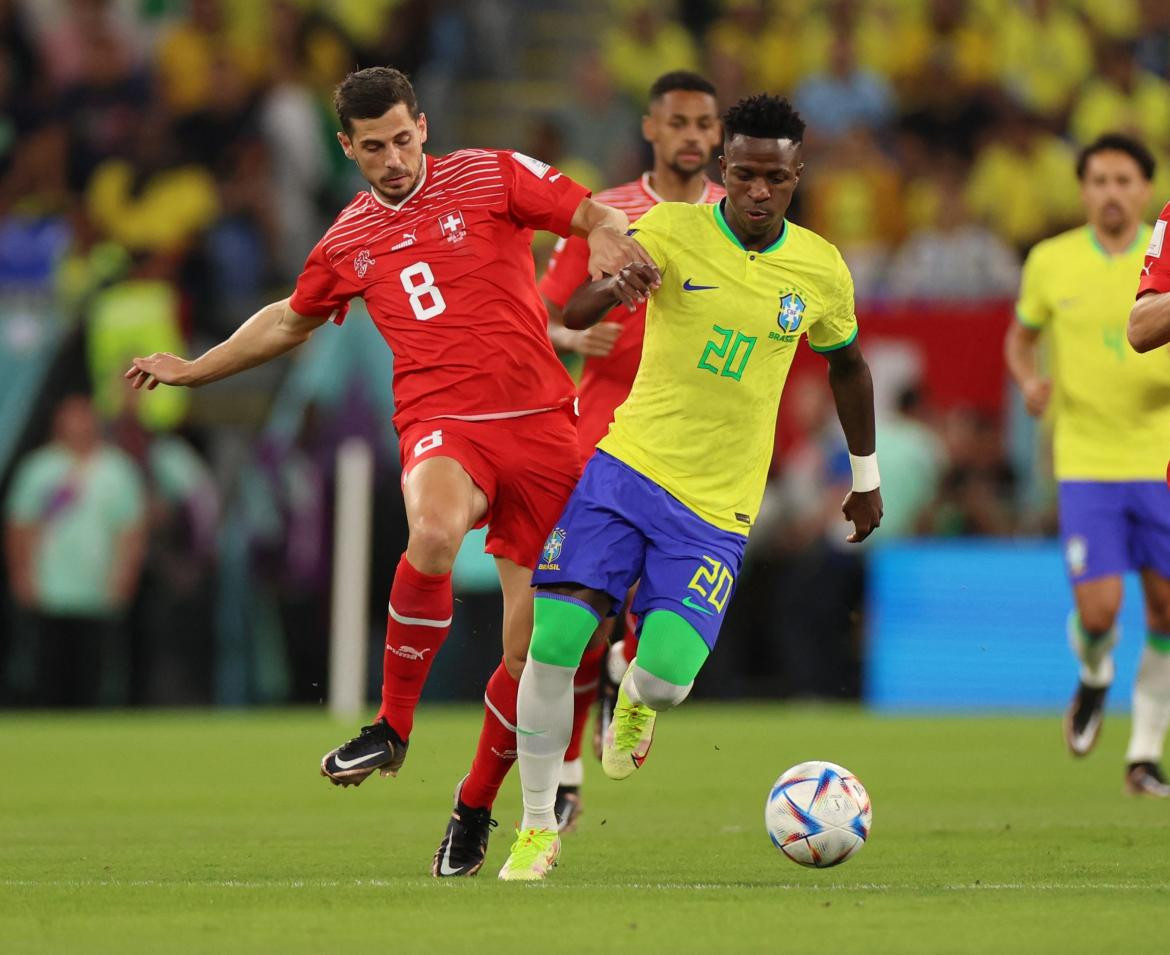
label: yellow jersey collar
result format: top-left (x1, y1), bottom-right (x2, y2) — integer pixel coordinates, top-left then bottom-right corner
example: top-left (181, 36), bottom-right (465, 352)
top-left (713, 199), bottom-right (787, 254)
top-left (1086, 222), bottom-right (1150, 259)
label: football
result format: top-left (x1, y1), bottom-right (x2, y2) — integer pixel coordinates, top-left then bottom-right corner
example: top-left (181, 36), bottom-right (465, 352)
top-left (765, 760), bottom-right (872, 868)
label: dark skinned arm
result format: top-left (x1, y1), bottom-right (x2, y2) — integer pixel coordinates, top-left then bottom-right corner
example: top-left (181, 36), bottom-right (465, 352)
top-left (562, 262), bottom-right (660, 330)
top-left (823, 340), bottom-right (883, 543)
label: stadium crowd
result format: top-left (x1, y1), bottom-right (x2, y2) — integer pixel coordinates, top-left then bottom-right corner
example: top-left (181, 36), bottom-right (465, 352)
top-left (1, 0), bottom-right (1167, 705)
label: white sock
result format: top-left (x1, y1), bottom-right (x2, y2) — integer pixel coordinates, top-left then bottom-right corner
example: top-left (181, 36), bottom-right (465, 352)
top-left (517, 657), bottom-right (575, 831)
top-left (559, 757), bottom-right (583, 787)
top-left (1067, 611), bottom-right (1118, 688)
top-left (1126, 640), bottom-right (1170, 764)
top-left (627, 662), bottom-right (692, 711)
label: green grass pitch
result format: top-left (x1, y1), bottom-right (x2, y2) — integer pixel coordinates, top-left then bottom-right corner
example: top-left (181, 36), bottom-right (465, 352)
top-left (2, 704), bottom-right (1167, 954)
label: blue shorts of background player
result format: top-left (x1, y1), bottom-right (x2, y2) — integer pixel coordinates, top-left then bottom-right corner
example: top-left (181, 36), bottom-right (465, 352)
top-left (1058, 481), bottom-right (1170, 583)
top-left (532, 450), bottom-right (747, 650)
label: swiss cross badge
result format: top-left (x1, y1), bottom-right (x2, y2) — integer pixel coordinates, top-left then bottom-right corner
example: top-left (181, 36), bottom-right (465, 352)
top-left (438, 210), bottom-right (467, 244)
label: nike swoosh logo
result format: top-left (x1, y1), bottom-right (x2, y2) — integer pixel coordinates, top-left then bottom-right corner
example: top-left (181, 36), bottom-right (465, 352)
top-left (549, 172), bottom-right (562, 183)
top-left (332, 750), bottom-right (383, 770)
top-left (438, 838), bottom-right (461, 876)
top-left (683, 278), bottom-right (718, 292)
top-left (515, 725), bottom-right (544, 736)
top-left (681, 595), bottom-right (714, 616)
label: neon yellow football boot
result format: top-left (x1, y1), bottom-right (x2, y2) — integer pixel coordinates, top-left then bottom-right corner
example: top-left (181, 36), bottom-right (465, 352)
top-left (601, 665), bottom-right (657, 780)
top-left (498, 827), bottom-right (561, 881)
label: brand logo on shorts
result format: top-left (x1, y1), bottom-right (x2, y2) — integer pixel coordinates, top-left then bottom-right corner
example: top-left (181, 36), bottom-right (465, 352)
top-left (1066, 534), bottom-right (1088, 577)
top-left (539, 527), bottom-right (566, 571)
top-left (354, 248), bottom-right (375, 278)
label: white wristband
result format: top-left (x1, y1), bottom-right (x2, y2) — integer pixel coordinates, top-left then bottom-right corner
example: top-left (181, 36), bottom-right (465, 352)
top-left (849, 453), bottom-right (880, 493)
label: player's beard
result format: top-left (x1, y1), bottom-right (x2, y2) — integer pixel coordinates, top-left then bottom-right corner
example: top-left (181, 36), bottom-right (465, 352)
top-left (666, 150), bottom-right (710, 181)
top-left (374, 156), bottom-right (424, 203)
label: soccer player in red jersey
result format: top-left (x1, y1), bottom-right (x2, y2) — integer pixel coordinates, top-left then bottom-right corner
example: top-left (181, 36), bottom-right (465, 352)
top-left (125, 67), bottom-right (654, 876)
top-left (1129, 199), bottom-right (1170, 354)
top-left (538, 71), bottom-right (723, 831)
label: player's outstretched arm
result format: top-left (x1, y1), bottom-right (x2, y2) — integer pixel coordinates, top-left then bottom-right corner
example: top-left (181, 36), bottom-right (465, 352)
top-left (124, 297), bottom-right (329, 390)
top-left (824, 341), bottom-right (882, 544)
top-left (569, 197), bottom-right (660, 281)
top-left (562, 263), bottom-right (661, 330)
top-left (1003, 320), bottom-right (1051, 416)
top-left (1128, 291), bottom-right (1170, 353)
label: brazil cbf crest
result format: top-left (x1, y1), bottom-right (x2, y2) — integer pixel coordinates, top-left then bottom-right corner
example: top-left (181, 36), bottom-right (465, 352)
top-left (540, 527), bottom-right (566, 571)
top-left (778, 292), bottom-right (806, 333)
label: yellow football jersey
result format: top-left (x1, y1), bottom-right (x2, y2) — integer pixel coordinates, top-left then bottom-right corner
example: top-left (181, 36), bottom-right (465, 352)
top-left (1016, 224), bottom-right (1170, 480)
top-left (598, 201), bottom-right (858, 535)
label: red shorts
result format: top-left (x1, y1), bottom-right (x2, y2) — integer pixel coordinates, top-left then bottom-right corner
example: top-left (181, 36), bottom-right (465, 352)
top-left (399, 407), bottom-right (582, 569)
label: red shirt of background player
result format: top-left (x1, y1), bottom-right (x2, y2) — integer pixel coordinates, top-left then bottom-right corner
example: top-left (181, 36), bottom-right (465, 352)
top-left (291, 149), bottom-right (590, 434)
top-left (539, 173), bottom-right (724, 454)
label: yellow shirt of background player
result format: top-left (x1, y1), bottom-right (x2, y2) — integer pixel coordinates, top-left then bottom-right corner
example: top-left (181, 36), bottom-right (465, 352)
top-left (598, 201), bottom-right (857, 536)
top-left (1016, 223), bottom-right (1170, 481)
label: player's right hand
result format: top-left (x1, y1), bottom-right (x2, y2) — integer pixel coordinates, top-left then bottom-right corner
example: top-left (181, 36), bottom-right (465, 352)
top-left (124, 352), bottom-right (193, 390)
top-left (1021, 377), bottom-right (1052, 417)
top-left (573, 321), bottom-right (623, 357)
top-left (608, 262), bottom-right (660, 311)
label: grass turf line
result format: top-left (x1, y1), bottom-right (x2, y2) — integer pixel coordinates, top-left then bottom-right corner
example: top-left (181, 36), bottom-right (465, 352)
top-left (2, 705), bottom-right (1167, 954)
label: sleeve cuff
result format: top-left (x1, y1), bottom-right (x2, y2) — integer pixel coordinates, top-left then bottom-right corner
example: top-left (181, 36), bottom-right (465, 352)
top-left (290, 291), bottom-right (350, 325)
top-left (809, 325), bottom-right (858, 353)
top-left (1015, 308), bottom-right (1044, 329)
top-left (549, 182), bottom-right (592, 238)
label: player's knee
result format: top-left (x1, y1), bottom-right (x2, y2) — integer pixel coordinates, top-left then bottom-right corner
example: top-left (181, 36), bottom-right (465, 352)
top-left (503, 648), bottom-right (526, 680)
top-left (1079, 604), bottom-right (1120, 636)
top-left (406, 515), bottom-right (464, 572)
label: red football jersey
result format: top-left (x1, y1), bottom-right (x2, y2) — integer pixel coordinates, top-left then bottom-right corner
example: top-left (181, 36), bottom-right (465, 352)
top-left (290, 149), bottom-right (590, 432)
top-left (1138, 201), bottom-right (1170, 298)
top-left (538, 173), bottom-right (724, 450)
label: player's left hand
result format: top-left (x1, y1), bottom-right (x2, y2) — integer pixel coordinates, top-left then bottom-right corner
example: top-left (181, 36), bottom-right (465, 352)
top-left (587, 224), bottom-right (660, 283)
top-left (608, 262), bottom-right (661, 311)
top-left (842, 488), bottom-right (882, 543)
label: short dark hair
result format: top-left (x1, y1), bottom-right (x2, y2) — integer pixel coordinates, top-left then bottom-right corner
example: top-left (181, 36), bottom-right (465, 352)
top-left (333, 67), bottom-right (418, 135)
top-left (648, 70), bottom-right (717, 102)
top-left (1076, 132), bottom-right (1156, 181)
top-left (722, 93), bottom-right (805, 145)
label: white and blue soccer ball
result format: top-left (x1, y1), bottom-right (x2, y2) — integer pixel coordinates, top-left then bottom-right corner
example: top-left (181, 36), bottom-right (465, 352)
top-left (765, 760), bottom-right (872, 868)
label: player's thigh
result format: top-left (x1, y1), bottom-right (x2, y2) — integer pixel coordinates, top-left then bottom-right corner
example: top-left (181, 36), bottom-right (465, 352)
top-left (399, 424), bottom-right (491, 566)
top-left (530, 452), bottom-right (647, 617)
top-left (634, 513), bottom-right (747, 657)
top-left (1058, 481), bottom-right (1129, 589)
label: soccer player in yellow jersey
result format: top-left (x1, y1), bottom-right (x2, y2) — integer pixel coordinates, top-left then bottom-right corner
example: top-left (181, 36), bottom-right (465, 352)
top-left (499, 94), bottom-right (883, 880)
top-left (1005, 133), bottom-right (1170, 797)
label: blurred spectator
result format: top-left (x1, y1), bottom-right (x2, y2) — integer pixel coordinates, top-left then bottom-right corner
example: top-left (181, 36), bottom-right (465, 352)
top-left (793, 28), bottom-right (894, 142)
top-left (801, 127), bottom-right (904, 299)
top-left (85, 114), bottom-right (219, 258)
top-left (112, 403), bottom-right (219, 703)
top-left (1135, 0), bottom-right (1170, 79)
top-left (965, 102), bottom-right (1081, 250)
top-left (3, 394), bottom-right (146, 705)
top-left (602, 1), bottom-right (699, 105)
top-left (555, 51), bottom-right (642, 187)
top-left (704, 0), bottom-right (796, 107)
top-left (153, 0), bottom-right (265, 118)
top-left (919, 406), bottom-right (1017, 536)
top-left (873, 384), bottom-right (944, 539)
top-left (1069, 38), bottom-right (1170, 148)
top-left (885, 160), bottom-right (1021, 300)
top-left (996, 0), bottom-right (1092, 120)
top-left (38, 0), bottom-right (142, 93)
